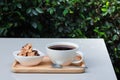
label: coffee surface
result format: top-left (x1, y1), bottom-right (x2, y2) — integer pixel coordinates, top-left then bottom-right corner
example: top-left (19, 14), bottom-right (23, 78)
top-left (49, 45), bottom-right (76, 50)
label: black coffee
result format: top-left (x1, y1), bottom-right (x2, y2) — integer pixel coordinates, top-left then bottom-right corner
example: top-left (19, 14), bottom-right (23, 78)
top-left (49, 45), bottom-right (76, 50)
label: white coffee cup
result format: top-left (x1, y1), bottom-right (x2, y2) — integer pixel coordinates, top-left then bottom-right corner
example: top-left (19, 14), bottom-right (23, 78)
top-left (46, 42), bottom-right (83, 65)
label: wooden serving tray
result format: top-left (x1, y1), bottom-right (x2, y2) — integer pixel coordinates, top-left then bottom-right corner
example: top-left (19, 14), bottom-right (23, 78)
top-left (12, 56), bottom-right (85, 73)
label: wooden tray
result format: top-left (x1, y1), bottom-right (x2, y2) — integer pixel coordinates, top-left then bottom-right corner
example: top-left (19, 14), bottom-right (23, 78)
top-left (12, 56), bottom-right (85, 73)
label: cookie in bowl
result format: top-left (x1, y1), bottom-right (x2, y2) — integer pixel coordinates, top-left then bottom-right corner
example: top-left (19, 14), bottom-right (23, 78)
top-left (13, 43), bottom-right (45, 66)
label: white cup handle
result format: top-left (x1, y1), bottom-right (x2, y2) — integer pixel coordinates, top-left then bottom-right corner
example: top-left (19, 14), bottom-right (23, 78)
top-left (72, 51), bottom-right (83, 64)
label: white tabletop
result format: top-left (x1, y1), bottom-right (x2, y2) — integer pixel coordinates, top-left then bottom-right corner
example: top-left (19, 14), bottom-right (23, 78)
top-left (0, 38), bottom-right (117, 80)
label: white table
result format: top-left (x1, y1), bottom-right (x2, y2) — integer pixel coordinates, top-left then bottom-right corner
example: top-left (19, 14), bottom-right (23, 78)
top-left (0, 38), bottom-right (117, 80)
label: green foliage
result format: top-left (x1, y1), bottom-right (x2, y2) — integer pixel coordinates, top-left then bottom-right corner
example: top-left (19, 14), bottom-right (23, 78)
top-left (0, 0), bottom-right (120, 78)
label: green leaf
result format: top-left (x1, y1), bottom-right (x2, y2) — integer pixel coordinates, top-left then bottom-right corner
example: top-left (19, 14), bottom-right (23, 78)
top-left (86, 17), bottom-right (92, 20)
top-left (115, 67), bottom-right (120, 73)
top-left (32, 22), bottom-right (37, 29)
top-left (80, 14), bottom-right (85, 19)
top-left (113, 35), bottom-right (119, 41)
top-left (35, 7), bottom-right (44, 13)
top-left (106, 1), bottom-right (109, 7)
top-left (108, 40), bottom-right (113, 44)
top-left (26, 8), bottom-right (32, 14)
top-left (0, 29), bottom-right (4, 34)
top-left (47, 8), bottom-right (55, 14)
top-left (102, 12), bottom-right (108, 16)
top-left (8, 23), bottom-right (13, 27)
top-left (63, 9), bottom-right (69, 16)
top-left (32, 9), bottom-right (38, 15)
top-left (50, 9), bottom-right (54, 14)
top-left (94, 28), bottom-right (99, 33)
top-left (101, 8), bottom-right (107, 12)
top-left (118, 44), bottom-right (120, 50)
top-left (58, 27), bottom-right (63, 32)
top-left (52, 1), bottom-right (57, 6)
top-left (37, 23), bottom-right (42, 31)
top-left (20, 16), bottom-right (25, 21)
top-left (99, 32), bottom-right (106, 37)
top-left (94, 17), bottom-right (100, 22)
top-left (111, 6), bottom-right (116, 13)
top-left (3, 7), bottom-right (8, 11)
top-left (69, 10), bottom-right (74, 14)
top-left (16, 3), bottom-right (22, 9)
top-left (15, 11), bottom-right (21, 16)
top-left (45, 0), bottom-right (50, 3)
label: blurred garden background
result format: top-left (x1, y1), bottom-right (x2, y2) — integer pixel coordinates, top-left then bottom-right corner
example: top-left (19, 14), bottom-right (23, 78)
top-left (0, 0), bottom-right (120, 79)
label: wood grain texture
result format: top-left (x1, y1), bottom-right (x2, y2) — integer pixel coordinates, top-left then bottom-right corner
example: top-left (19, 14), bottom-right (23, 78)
top-left (12, 56), bottom-right (85, 73)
